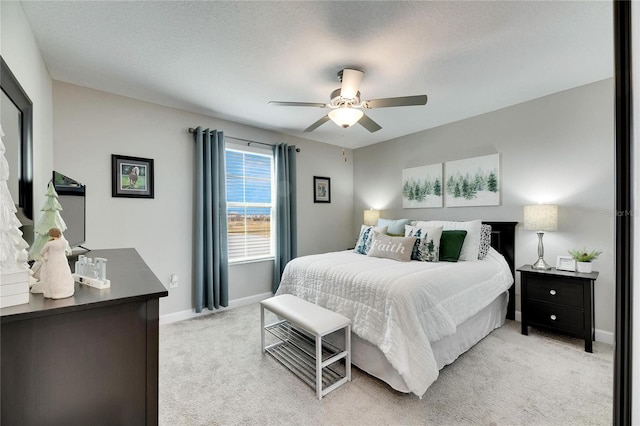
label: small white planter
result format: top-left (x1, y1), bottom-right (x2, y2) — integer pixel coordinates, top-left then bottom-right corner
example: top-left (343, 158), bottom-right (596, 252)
top-left (576, 261), bottom-right (593, 273)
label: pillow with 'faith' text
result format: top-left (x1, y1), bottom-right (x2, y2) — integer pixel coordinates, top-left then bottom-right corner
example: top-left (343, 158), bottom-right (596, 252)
top-left (366, 231), bottom-right (416, 262)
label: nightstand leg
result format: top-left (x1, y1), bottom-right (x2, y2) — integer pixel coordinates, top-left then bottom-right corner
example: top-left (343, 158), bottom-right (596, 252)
top-left (520, 274), bottom-right (529, 336)
top-left (585, 339), bottom-right (593, 353)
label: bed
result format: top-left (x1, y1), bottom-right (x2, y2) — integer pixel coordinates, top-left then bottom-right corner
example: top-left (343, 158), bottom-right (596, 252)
top-left (275, 221), bottom-right (517, 397)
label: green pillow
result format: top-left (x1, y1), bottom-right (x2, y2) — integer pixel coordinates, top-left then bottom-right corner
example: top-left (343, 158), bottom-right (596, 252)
top-left (439, 230), bottom-right (468, 262)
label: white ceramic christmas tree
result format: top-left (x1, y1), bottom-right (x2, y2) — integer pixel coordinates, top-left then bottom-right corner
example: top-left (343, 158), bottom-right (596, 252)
top-left (0, 125), bottom-right (30, 273)
top-left (28, 181), bottom-right (71, 261)
top-left (0, 125), bottom-right (30, 307)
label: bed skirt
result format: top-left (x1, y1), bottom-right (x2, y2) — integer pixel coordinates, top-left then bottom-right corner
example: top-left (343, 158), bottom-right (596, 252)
top-left (328, 291), bottom-right (508, 393)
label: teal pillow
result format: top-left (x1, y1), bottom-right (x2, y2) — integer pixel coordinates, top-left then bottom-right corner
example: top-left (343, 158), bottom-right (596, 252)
top-left (376, 218), bottom-right (411, 236)
top-left (439, 230), bottom-right (468, 262)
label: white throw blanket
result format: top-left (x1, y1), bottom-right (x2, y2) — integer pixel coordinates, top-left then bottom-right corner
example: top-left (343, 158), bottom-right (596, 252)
top-left (276, 247), bottom-right (513, 397)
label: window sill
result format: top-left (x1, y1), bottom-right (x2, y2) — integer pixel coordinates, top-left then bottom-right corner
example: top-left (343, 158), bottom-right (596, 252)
top-left (229, 257), bottom-right (275, 266)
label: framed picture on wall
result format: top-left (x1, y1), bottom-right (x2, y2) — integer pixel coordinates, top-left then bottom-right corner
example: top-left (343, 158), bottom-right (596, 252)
top-left (444, 153), bottom-right (500, 207)
top-left (313, 176), bottom-right (331, 203)
top-left (402, 163), bottom-right (443, 208)
top-left (111, 154), bottom-right (155, 199)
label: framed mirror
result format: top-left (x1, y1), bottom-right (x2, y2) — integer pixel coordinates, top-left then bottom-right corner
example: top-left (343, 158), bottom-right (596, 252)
top-left (1, 56), bottom-right (33, 223)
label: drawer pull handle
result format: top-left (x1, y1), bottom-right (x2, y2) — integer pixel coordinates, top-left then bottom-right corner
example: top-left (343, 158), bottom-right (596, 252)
top-left (550, 314), bottom-right (557, 321)
top-left (549, 289), bottom-right (557, 296)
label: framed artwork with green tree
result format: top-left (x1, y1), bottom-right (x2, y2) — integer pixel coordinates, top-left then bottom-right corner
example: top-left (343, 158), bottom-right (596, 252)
top-left (402, 163), bottom-right (443, 208)
top-left (444, 154), bottom-right (500, 207)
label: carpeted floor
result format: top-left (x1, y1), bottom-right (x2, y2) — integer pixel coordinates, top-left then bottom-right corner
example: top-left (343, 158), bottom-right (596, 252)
top-left (159, 304), bottom-right (613, 426)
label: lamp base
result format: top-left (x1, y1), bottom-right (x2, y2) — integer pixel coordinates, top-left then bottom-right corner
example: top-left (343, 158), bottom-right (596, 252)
top-left (531, 232), bottom-right (551, 270)
top-left (531, 257), bottom-right (552, 270)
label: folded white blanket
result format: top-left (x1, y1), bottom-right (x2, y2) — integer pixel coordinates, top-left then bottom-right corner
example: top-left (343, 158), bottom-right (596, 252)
top-left (276, 247), bottom-right (513, 397)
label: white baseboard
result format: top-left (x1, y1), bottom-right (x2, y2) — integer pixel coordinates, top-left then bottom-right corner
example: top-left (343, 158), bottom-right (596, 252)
top-left (513, 310), bottom-right (614, 345)
top-left (161, 303), bottom-right (615, 345)
top-left (159, 292), bottom-right (273, 325)
top-left (515, 310), bottom-right (522, 322)
top-left (595, 329), bottom-right (614, 345)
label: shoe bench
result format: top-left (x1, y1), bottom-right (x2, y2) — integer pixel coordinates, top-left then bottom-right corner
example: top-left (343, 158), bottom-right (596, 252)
top-left (260, 294), bottom-right (351, 399)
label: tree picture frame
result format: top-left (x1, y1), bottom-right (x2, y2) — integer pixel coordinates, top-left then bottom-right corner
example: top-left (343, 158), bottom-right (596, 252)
top-left (444, 153), bottom-right (500, 207)
top-left (402, 163), bottom-right (443, 208)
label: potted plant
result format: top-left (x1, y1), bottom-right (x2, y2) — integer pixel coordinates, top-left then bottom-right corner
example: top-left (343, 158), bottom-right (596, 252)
top-left (568, 248), bottom-right (602, 273)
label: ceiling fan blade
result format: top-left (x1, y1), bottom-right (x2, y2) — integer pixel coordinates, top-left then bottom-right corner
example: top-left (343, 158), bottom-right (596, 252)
top-left (358, 113), bottom-right (382, 133)
top-left (340, 69), bottom-right (364, 99)
top-left (303, 115), bottom-right (331, 132)
top-left (269, 101), bottom-right (327, 108)
top-left (363, 95), bottom-right (428, 109)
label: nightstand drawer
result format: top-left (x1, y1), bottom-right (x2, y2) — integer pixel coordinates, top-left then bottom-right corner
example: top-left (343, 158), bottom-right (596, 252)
top-left (527, 301), bottom-right (584, 333)
top-left (526, 277), bottom-right (584, 308)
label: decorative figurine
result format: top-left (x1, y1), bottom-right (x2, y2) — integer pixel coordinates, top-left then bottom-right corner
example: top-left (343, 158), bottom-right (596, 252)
top-left (73, 255), bottom-right (110, 289)
top-left (30, 228), bottom-right (75, 299)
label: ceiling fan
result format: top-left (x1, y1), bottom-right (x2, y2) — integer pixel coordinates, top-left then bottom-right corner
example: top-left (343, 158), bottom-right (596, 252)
top-left (268, 68), bottom-right (428, 133)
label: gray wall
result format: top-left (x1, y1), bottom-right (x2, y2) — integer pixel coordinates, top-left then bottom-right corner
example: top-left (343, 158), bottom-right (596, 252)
top-left (3, 0), bottom-right (615, 337)
top-left (353, 79), bottom-right (615, 337)
top-left (1, 1), bottom-right (54, 223)
top-left (52, 81), bottom-right (354, 317)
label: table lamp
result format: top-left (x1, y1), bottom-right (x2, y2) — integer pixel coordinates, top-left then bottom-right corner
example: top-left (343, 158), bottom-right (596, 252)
top-left (363, 209), bottom-right (380, 226)
top-left (524, 204), bottom-right (558, 270)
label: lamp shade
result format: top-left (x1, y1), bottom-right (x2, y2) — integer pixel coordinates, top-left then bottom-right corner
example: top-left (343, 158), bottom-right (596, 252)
top-left (363, 209), bottom-right (380, 226)
top-left (524, 204), bottom-right (558, 231)
top-left (329, 108), bottom-right (363, 128)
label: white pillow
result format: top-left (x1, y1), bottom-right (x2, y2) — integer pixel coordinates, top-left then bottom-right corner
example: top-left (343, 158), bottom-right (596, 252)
top-left (354, 225), bottom-right (388, 255)
top-left (413, 219), bottom-right (482, 261)
top-left (404, 225), bottom-right (443, 262)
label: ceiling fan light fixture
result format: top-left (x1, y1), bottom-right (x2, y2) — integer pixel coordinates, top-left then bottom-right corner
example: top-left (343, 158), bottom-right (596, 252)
top-left (328, 107), bottom-right (363, 128)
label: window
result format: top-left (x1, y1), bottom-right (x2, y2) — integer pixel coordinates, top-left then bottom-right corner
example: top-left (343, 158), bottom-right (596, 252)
top-left (226, 147), bottom-right (274, 262)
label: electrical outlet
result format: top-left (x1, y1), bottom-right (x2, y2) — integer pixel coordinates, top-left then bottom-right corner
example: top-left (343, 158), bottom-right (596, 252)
top-left (169, 274), bottom-right (178, 288)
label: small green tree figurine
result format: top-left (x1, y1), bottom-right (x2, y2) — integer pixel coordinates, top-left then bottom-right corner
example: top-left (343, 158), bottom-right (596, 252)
top-left (28, 182), bottom-right (71, 261)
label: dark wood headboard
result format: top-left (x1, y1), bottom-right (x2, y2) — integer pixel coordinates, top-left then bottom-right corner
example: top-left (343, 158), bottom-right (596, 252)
top-left (483, 221), bottom-right (517, 320)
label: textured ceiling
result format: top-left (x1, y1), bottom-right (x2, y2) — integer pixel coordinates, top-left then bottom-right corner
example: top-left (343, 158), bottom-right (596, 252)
top-left (20, 1), bottom-right (613, 149)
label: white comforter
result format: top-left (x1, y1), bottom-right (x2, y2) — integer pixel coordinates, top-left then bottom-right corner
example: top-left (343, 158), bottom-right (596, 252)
top-left (275, 247), bottom-right (513, 397)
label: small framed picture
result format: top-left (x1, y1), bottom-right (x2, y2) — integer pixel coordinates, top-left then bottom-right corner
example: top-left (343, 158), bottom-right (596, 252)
top-left (111, 154), bottom-right (154, 199)
top-left (313, 176), bottom-right (331, 203)
top-left (556, 255), bottom-right (576, 272)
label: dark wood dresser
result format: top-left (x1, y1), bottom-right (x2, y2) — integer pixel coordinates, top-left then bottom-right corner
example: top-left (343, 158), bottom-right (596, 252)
top-left (518, 264), bottom-right (598, 352)
top-left (1, 248), bottom-right (168, 425)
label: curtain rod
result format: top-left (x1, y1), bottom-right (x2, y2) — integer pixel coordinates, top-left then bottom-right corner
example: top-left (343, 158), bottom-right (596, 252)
top-left (188, 128), bottom-right (300, 152)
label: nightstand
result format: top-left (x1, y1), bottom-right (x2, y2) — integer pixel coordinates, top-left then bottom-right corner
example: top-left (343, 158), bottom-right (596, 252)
top-left (518, 265), bottom-right (598, 352)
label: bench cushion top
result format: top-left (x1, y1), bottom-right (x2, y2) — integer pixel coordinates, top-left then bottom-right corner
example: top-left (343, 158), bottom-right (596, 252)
top-left (261, 294), bottom-right (350, 336)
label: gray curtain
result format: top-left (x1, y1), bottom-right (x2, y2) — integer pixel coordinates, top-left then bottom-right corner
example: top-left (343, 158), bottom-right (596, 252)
top-left (272, 143), bottom-right (297, 293)
top-left (193, 127), bottom-right (229, 312)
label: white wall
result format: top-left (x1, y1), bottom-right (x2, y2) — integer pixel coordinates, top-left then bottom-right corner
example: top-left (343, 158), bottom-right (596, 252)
top-left (353, 79), bottom-right (615, 337)
top-left (52, 81), bottom-right (354, 316)
top-left (0, 1), bottom-right (54, 223)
